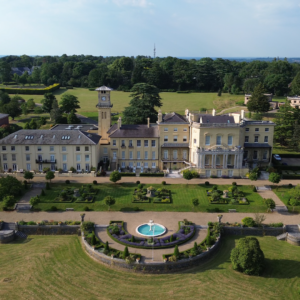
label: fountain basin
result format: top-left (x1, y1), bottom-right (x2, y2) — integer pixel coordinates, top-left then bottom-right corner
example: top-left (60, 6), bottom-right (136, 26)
top-left (136, 223), bottom-right (166, 237)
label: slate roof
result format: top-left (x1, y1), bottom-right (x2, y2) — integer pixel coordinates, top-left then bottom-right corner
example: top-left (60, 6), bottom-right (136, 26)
top-left (109, 124), bottom-right (159, 138)
top-left (50, 124), bottom-right (98, 131)
top-left (161, 112), bottom-right (188, 123)
top-left (0, 130), bottom-right (101, 145)
top-left (0, 113), bottom-right (9, 119)
top-left (244, 143), bottom-right (272, 148)
top-left (200, 115), bottom-right (235, 124)
top-left (107, 124), bottom-right (118, 134)
top-left (161, 143), bottom-right (189, 148)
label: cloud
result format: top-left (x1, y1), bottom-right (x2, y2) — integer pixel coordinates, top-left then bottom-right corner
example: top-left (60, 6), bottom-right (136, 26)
top-left (112, 0), bottom-right (151, 7)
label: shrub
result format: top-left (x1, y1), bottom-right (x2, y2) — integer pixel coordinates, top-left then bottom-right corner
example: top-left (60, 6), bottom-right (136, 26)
top-left (46, 182), bottom-right (50, 190)
top-left (91, 233), bottom-right (96, 245)
top-left (205, 230), bottom-right (212, 246)
top-left (81, 221), bottom-right (95, 231)
top-left (183, 170), bottom-right (193, 180)
top-left (138, 184), bottom-right (143, 189)
top-left (162, 181), bottom-right (166, 185)
top-left (65, 180), bottom-right (70, 184)
top-left (50, 206), bottom-right (57, 211)
top-left (104, 241), bottom-right (109, 251)
top-left (265, 198), bottom-right (276, 212)
top-left (136, 181), bottom-right (140, 184)
top-left (93, 180), bottom-right (97, 185)
top-left (242, 217), bottom-right (256, 227)
top-left (212, 185), bottom-right (218, 191)
top-left (252, 186), bottom-right (256, 192)
top-left (170, 235), bottom-right (174, 242)
top-left (205, 181), bottom-right (209, 186)
top-left (34, 107), bottom-right (43, 114)
top-left (84, 206), bottom-right (89, 211)
top-left (123, 246), bottom-right (129, 259)
top-left (174, 245), bottom-right (180, 257)
top-left (133, 207), bottom-right (139, 211)
top-left (230, 237), bottom-right (265, 275)
top-left (23, 180), bottom-right (28, 185)
top-left (70, 167), bottom-right (76, 173)
top-left (41, 189), bottom-right (45, 196)
top-left (232, 182), bottom-right (237, 186)
top-left (288, 183), bottom-right (293, 188)
top-left (110, 171), bottom-right (122, 183)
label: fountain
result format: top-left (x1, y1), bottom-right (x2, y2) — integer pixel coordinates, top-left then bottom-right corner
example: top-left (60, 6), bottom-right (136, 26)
top-left (136, 220), bottom-right (166, 237)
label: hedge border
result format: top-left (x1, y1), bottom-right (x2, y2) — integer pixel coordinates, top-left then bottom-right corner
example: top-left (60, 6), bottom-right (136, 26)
top-left (0, 83), bottom-right (60, 95)
top-left (107, 220), bottom-right (196, 250)
top-left (140, 173), bottom-right (164, 177)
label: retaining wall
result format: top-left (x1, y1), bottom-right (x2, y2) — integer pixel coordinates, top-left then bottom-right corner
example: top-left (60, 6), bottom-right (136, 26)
top-left (82, 235), bottom-right (222, 274)
top-left (0, 231), bottom-right (15, 244)
top-left (18, 225), bottom-right (81, 235)
top-left (287, 234), bottom-right (300, 246)
top-left (223, 226), bottom-right (286, 236)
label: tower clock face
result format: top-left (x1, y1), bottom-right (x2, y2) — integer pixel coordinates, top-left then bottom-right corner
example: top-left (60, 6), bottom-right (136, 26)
top-left (101, 96), bottom-right (106, 101)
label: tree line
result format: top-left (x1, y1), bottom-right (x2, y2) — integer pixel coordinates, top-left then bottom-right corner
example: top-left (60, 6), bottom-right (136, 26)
top-left (1, 55), bottom-right (300, 95)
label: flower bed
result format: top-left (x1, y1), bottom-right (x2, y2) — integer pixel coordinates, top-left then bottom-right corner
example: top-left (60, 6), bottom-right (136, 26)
top-left (131, 186), bottom-right (172, 204)
top-left (82, 221), bottom-right (141, 262)
top-left (163, 222), bottom-right (221, 261)
top-left (107, 219), bottom-right (196, 249)
top-left (18, 220), bottom-right (81, 225)
top-left (206, 185), bottom-right (249, 205)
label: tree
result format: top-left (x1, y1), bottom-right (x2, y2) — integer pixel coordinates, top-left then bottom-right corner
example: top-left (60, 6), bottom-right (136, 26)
top-left (0, 61), bottom-right (11, 82)
top-left (109, 171), bottom-right (121, 183)
top-left (45, 171), bottom-right (55, 183)
top-left (28, 118), bottom-right (39, 129)
top-left (265, 198), bottom-right (276, 212)
top-left (27, 98), bottom-right (36, 110)
top-left (290, 123), bottom-right (300, 151)
top-left (291, 71), bottom-right (300, 95)
top-left (29, 195), bottom-right (40, 208)
top-left (254, 213), bottom-right (266, 227)
top-left (21, 103), bottom-right (29, 115)
top-left (230, 237), bottom-right (264, 275)
top-left (50, 99), bottom-right (63, 123)
top-left (3, 195), bottom-right (16, 209)
top-left (19, 72), bottom-right (28, 86)
top-left (0, 91), bottom-right (11, 106)
top-left (105, 196), bottom-right (115, 210)
top-left (268, 172), bottom-right (281, 189)
top-left (290, 198), bottom-right (299, 212)
top-left (0, 176), bottom-right (22, 200)
top-left (122, 83), bottom-right (162, 124)
top-left (183, 170), bottom-right (193, 180)
top-left (2, 99), bottom-right (22, 120)
top-left (60, 94), bottom-right (80, 114)
top-left (67, 110), bottom-right (81, 124)
top-left (174, 245), bottom-right (180, 257)
top-left (289, 184), bottom-right (300, 201)
top-left (249, 172), bottom-right (258, 181)
top-left (24, 171), bottom-right (34, 182)
top-left (123, 246), bottom-right (129, 259)
top-left (41, 93), bottom-right (56, 114)
top-left (192, 198), bottom-right (199, 210)
top-left (246, 83), bottom-right (270, 113)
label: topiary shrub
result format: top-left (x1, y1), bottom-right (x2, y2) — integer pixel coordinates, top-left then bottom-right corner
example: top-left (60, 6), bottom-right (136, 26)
top-left (41, 189), bottom-right (45, 196)
top-left (232, 182), bottom-right (237, 186)
top-left (123, 246), bottom-right (129, 259)
top-left (205, 181), bottom-right (209, 186)
top-left (46, 182), bottom-right (50, 190)
top-left (230, 237), bottom-right (265, 275)
top-left (252, 186), bottom-right (256, 192)
top-left (84, 206), bottom-right (89, 211)
top-left (174, 245), bottom-right (180, 257)
top-left (104, 241), bottom-right (109, 251)
top-left (65, 180), bottom-right (70, 184)
top-left (136, 181), bottom-right (140, 185)
top-left (242, 217), bottom-right (256, 227)
top-left (212, 185), bottom-right (218, 191)
top-left (93, 180), bottom-right (97, 185)
top-left (170, 234), bottom-right (174, 242)
top-left (138, 183), bottom-right (143, 189)
top-left (288, 183), bottom-right (293, 188)
top-left (162, 181), bottom-right (166, 185)
top-left (91, 233), bottom-right (96, 246)
top-left (50, 206), bottom-right (57, 211)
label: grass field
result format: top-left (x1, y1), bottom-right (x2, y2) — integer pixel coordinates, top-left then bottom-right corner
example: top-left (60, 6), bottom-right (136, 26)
top-left (9, 88), bottom-right (244, 117)
top-left (273, 185), bottom-right (300, 213)
top-left (37, 183), bottom-right (266, 213)
top-left (0, 235), bottom-right (299, 300)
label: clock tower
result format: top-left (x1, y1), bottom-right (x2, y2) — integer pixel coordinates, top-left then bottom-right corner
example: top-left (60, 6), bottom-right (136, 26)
top-left (96, 86), bottom-right (113, 144)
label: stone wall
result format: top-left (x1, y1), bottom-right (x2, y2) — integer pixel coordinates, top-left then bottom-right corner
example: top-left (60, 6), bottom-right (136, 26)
top-left (18, 225), bottom-right (81, 235)
top-left (0, 231), bottom-right (15, 244)
top-left (223, 226), bottom-right (286, 237)
top-left (287, 234), bottom-right (300, 246)
top-left (82, 235), bottom-right (222, 274)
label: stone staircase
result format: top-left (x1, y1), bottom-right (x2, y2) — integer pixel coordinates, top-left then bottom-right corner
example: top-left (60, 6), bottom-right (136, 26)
top-left (276, 233), bottom-right (287, 241)
top-left (274, 205), bottom-right (288, 212)
top-left (285, 225), bottom-right (299, 233)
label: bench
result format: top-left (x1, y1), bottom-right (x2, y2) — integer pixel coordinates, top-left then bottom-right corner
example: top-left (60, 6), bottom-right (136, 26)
top-left (228, 209), bottom-right (237, 213)
top-left (66, 208), bottom-right (74, 211)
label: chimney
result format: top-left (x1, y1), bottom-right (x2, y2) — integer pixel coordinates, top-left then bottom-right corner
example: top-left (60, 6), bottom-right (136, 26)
top-left (118, 117), bottom-right (122, 129)
top-left (212, 109), bottom-right (216, 116)
top-left (147, 118), bottom-right (150, 128)
top-left (241, 109), bottom-right (245, 119)
top-left (158, 109), bottom-right (162, 123)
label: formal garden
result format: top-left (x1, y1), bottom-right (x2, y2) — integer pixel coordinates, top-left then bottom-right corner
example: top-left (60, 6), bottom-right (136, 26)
top-left (273, 184), bottom-right (300, 213)
top-left (26, 181), bottom-right (267, 212)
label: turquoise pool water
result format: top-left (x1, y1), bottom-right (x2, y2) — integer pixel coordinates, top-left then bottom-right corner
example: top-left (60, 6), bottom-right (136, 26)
top-left (137, 224), bottom-right (166, 236)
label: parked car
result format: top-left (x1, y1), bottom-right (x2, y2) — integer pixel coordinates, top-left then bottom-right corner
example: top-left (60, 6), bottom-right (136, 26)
top-left (273, 154), bottom-right (282, 161)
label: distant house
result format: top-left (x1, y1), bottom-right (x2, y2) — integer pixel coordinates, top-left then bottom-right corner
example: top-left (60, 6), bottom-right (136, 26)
top-left (0, 114), bottom-right (9, 126)
top-left (287, 96), bottom-right (300, 108)
top-left (11, 66), bottom-right (40, 76)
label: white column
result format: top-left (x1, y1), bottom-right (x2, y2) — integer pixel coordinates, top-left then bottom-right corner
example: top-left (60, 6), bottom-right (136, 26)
top-left (199, 154), bottom-right (203, 168)
top-left (234, 154), bottom-right (237, 169)
top-left (202, 154), bottom-right (205, 169)
top-left (223, 153), bottom-right (227, 169)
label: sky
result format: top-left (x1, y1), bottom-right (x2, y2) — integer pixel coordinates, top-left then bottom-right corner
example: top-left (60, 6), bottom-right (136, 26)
top-left (1, 0), bottom-right (300, 57)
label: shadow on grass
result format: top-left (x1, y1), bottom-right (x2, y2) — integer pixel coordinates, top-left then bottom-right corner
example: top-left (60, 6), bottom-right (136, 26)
top-left (120, 207), bottom-right (145, 212)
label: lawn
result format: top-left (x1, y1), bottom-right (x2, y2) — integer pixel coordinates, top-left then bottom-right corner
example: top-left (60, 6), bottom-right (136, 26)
top-left (36, 183), bottom-right (266, 213)
top-left (0, 235), bottom-right (299, 300)
top-left (272, 143), bottom-right (300, 155)
top-left (10, 112), bottom-right (53, 129)
top-left (10, 88), bottom-right (244, 117)
top-left (273, 185), bottom-right (300, 213)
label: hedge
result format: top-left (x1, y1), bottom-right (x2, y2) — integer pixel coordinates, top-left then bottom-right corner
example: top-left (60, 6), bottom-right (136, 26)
top-left (120, 172), bottom-right (136, 177)
top-left (0, 83), bottom-right (60, 95)
top-left (275, 166), bottom-right (300, 171)
top-left (2, 82), bottom-right (17, 85)
top-left (274, 154), bottom-right (300, 158)
top-left (140, 173), bottom-right (164, 177)
top-left (282, 174), bottom-right (300, 179)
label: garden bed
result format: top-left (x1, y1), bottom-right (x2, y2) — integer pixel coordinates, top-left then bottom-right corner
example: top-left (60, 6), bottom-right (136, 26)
top-left (107, 219), bottom-right (195, 249)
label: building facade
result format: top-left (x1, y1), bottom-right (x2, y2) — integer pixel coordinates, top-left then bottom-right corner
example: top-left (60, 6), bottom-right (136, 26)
top-left (0, 86), bottom-right (275, 177)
